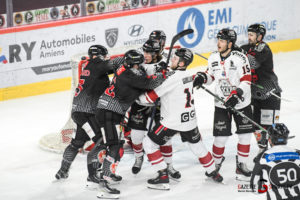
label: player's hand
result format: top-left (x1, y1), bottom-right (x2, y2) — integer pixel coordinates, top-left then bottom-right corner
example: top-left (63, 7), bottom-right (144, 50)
top-left (193, 72), bottom-right (207, 88)
top-left (156, 61), bottom-right (168, 72)
top-left (224, 88), bottom-right (243, 108)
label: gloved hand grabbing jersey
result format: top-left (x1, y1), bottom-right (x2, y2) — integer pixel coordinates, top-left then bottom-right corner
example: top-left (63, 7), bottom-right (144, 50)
top-left (193, 72), bottom-right (207, 88)
top-left (224, 88), bottom-right (243, 108)
top-left (155, 61), bottom-right (168, 72)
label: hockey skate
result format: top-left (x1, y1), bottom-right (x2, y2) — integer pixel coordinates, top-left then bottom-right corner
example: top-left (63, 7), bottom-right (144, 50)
top-left (86, 174), bottom-right (100, 190)
top-left (97, 177), bottom-right (120, 199)
top-left (147, 168), bottom-right (170, 190)
top-left (132, 156), bottom-right (144, 174)
top-left (205, 169), bottom-right (224, 183)
top-left (167, 163), bottom-right (181, 181)
top-left (215, 156), bottom-right (225, 172)
top-left (55, 168), bottom-right (69, 180)
top-left (236, 156), bottom-right (252, 182)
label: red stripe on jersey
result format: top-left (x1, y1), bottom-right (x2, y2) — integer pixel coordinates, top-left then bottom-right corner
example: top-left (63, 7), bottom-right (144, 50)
top-left (240, 75), bottom-right (251, 82)
top-left (155, 125), bottom-right (164, 134)
top-left (146, 90), bottom-right (159, 102)
top-left (116, 66), bottom-right (126, 75)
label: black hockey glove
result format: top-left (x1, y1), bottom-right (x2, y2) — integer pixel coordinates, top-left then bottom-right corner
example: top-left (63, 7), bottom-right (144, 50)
top-left (224, 88), bottom-right (243, 108)
top-left (155, 61), bottom-right (168, 72)
top-left (193, 72), bottom-right (207, 88)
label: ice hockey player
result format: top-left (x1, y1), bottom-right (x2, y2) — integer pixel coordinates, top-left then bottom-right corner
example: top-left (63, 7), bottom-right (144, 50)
top-left (250, 123), bottom-right (300, 200)
top-left (55, 45), bottom-right (116, 181)
top-left (94, 49), bottom-right (168, 199)
top-left (193, 28), bottom-right (254, 181)
top-left (128, 39), bottom-right (180, 181)
top-left (138, 48), bottom-right (223, 190)
top-left (241, 24), bottom-right (282, 158)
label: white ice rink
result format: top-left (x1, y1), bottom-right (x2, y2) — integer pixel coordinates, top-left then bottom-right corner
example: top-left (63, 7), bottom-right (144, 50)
top-left (0, 50), bottom-right (299, 200)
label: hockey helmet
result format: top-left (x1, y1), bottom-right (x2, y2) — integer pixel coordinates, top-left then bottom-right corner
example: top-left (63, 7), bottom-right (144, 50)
top-left (124, 50), bottom-right (144, 68)
top-left (248, 23), bottom-right (266, 39)
top-left (142, 39), bottom-right (161, 53)
top-left (217, 28), bottom-right (237, 45)
top-left (175, 48), bottom-right (194, 67)
top-left (149, 30), bottom-right (166, 48)
top-left (88, 45), bottom-right (108, 59)
top-left (269, 123), bottom-right (290, 145)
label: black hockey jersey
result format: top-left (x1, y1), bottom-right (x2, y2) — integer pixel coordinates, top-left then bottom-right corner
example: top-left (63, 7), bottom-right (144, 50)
top-left (251, 145), bottom-right (300, 200)
top-left (97, 65), bottom-right (166, 115)
top-left (72, 57), bottom-right (115, 114)
top-left (241, 42), bottom-right (281, 100)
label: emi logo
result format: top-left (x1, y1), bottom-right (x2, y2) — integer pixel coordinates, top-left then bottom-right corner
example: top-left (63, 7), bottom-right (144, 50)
top-left (128, 24), bottom-right (144, 37)
top-left (105, 28), bottom-right (118, 48)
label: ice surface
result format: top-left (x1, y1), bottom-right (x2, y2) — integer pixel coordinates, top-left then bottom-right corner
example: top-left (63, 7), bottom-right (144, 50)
top-left (0, 51), bottom-right (299, 200)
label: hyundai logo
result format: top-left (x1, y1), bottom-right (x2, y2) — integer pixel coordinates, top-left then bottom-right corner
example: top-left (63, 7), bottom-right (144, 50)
top-left (128, 25), bottom-right (144, 37)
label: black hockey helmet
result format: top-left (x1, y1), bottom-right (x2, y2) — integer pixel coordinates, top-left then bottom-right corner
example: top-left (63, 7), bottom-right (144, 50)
top-left (269, 123), bottom-right (290, 145)
top-left (142, 39), bottom-right (161, 53)
top-left (248, 23), bottom-right (266, 39)
top-left (88, 45), bottom-right (108, 59)
top-left (124, 49), bottom-right (144, 68)
top-left (175, 48), bottom-right (194, 67)
top-left (217, 28), bottom-right (237, 46)
top-left (149, 30), bottom-right (166, 48)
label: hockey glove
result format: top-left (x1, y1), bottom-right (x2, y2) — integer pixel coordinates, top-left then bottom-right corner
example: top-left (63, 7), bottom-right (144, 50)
top-left (155, 61), bottom-right (168, 72)
top-left (224, 88), bottom-right (243, 108)
top-left (193, 72), bottom-right (207, 88)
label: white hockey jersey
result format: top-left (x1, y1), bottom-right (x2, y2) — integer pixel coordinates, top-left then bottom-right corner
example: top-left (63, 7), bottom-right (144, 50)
top-left (138, 70), bottom-right (196, 131)
top-left (205, 50), bottom-right (251, 110)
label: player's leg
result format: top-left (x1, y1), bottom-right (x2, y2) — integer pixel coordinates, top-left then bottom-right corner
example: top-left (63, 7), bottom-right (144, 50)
top-left (233, 105), bottom-right (254, 181)
top-left (55, 112), bottom-right (90, 180)
top-left (253, 96), bottom-right (280, 157)
top-left (181, 127), bottom-right (223, 183)
top-left (95, 109), bottom-right (123, 198)
top-left (127, 103), bottom-right (150, 174)
top-left (143, 123), bottom-right (176, 190)
top-left (212, 107), bottom-right (231, 172)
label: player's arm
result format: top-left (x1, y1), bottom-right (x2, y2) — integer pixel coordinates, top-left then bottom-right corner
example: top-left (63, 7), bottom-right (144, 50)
top-left (250, 161), bottom-right (264, 194)
top-left (237, 55), bottom-right (252, 93)
top-left (138, 75), bottom-right (176, 104)
top-left (193, 55), bottom-right (215, 88)
top-left (252, 43), bottom-right (271, 68)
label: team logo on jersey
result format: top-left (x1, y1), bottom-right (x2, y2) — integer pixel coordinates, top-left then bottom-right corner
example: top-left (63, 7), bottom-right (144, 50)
top-left (215, 121), bottom-right (226, 131)
top-left (105, 28), bottom-right (118, 47)
top-left (177, 8), bottom-right (205, 48)
top-left (128, 24), bottom-right (144, 37)
top-left (219, 79), bottom-right (235, 96)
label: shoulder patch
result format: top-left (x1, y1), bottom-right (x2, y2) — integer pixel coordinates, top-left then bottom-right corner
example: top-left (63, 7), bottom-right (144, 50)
top-left (255, 43), bottom-right (266, 52)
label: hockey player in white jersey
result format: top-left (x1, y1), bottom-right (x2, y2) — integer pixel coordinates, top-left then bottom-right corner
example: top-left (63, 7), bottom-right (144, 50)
top-left (138, 48), bottom-right (223, 190)
top-left (128, 36), bottom-right (181, 180)
top-left (250, 123), bottom-right (300, 200)
top-left (193, 28), bottom-right (254, 181)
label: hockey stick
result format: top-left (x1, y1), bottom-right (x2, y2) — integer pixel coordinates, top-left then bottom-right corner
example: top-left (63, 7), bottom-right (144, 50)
top-left (147, 29), bottom-right (194, 133)
top-left (198, 85), bottom-right (268, 133)
top-left (195, 52), bottom-right (208, 60)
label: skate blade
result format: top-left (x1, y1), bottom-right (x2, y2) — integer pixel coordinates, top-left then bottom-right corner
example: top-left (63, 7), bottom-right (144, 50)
top-left (107, 180), bottom-right (121, 186)
top-left (97, 191), bottom-right (119, 199)
top-left (236, 174), bottom-right (251, 182)
top-left (147, 183), bottom-right (170, 190)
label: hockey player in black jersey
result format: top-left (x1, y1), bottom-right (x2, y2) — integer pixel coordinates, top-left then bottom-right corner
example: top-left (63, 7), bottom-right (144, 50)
top-left (250, 123), bottom-right (300, 200)
top-left (55, 45), bottom-right (122, 181)
top-left (241, 24), bottom-right (282, 156)
top-left (93, 49), bottom-right (167, 199)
